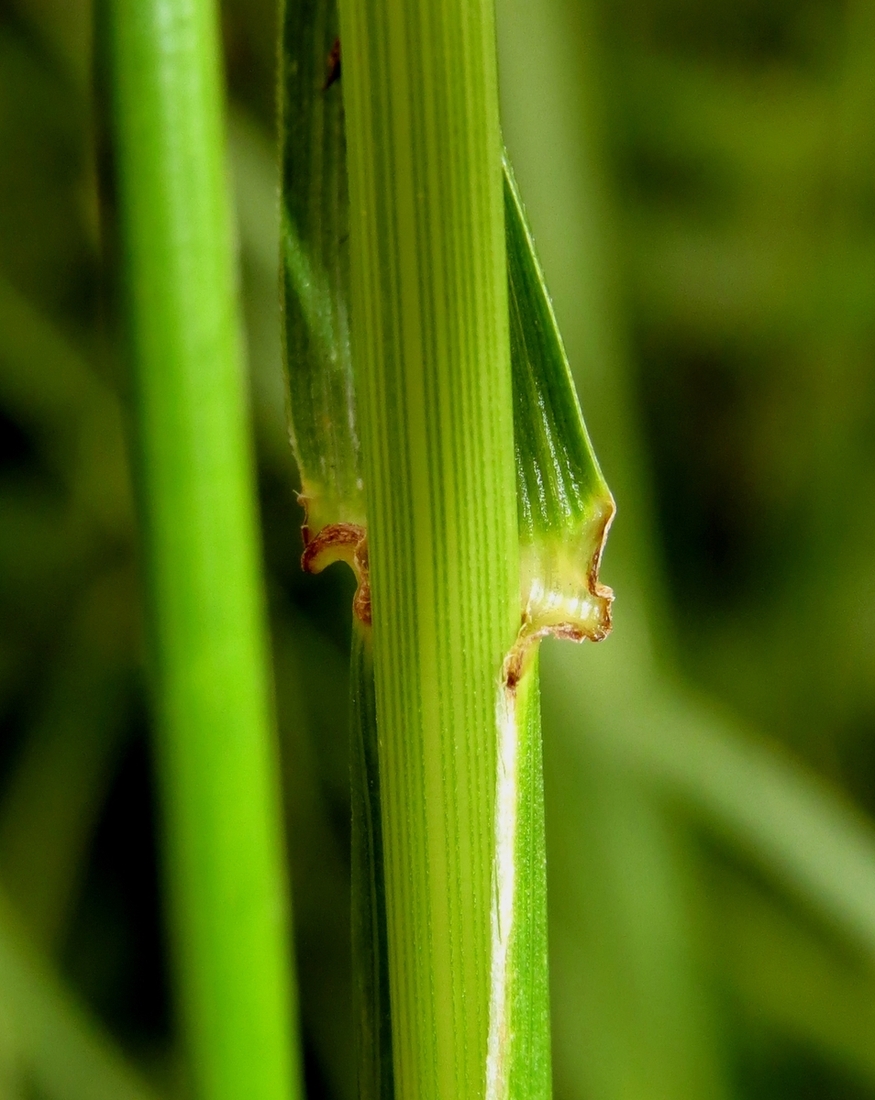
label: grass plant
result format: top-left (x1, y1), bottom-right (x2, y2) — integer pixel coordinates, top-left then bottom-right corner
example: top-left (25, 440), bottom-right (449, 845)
top-left (5, 1), bottom-right (875, 1100)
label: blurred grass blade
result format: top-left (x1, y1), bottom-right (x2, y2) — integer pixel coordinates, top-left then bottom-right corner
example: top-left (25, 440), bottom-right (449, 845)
top-left (0, 573), bottom-right (131, 951)
top-left (0, 275), bottom-right (132, 534)
top-left (272, 617), bottom-right (357, 1100)
top-left (651, 688), bottom-right (875, 964)
top-left (104, 1), bottom-right (301, 1097)
top-left (544, 641), bottom-right (875, 973)
top-left (546, 743), bottom-right (729, 1100)
top-left (0, 891), bottom-right (159, 1100)
top-left (714, 874), bottom-right (875, 1089)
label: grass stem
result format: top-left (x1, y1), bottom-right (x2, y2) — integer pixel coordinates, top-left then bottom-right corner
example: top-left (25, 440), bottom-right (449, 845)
top-left (336, 0), bottom-right (518, 1094)
top-left (105, 2), bottom-right (301, 1096)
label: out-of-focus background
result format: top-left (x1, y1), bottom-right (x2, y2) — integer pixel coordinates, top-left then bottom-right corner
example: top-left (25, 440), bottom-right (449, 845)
top-left (2, 0), bottom-right (875, 1096)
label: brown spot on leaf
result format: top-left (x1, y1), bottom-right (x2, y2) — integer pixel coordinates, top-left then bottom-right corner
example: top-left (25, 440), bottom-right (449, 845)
top-left (323, 37), bottom-right (341, 91)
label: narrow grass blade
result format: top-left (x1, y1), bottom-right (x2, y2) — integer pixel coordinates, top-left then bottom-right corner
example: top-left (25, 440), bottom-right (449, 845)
top-left (104, 1), bottom-right (301, 1097)
top-left (492, 155), bottom-right (616, 1100)
top-left (279, 12), bottom-right (387, 1096)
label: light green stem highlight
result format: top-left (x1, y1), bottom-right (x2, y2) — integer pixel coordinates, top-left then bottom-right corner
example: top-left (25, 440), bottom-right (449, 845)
top-left (105, 1), bottom-right (300, 1097)
top-left (489, 658), bottom-right (550, 1100)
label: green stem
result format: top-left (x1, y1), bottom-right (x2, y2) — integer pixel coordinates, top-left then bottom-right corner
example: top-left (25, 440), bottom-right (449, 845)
top-left (104, 2), bottom-right (301, 1098)
top-left (336, 0), bottom-right (519, 1095)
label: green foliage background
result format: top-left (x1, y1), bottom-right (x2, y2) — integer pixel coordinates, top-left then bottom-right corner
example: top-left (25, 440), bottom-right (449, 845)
top-left (1, 0), bottom-right (874, 1097)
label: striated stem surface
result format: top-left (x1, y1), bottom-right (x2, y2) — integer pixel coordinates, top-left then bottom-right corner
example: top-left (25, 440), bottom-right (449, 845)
top-left (336, 0), bottom-right (518, 1095)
